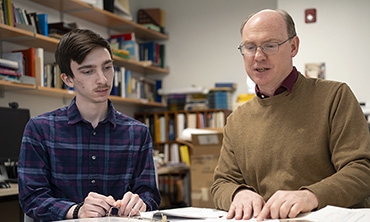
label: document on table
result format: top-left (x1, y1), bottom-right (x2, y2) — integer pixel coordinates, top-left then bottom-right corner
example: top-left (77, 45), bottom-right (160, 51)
top-left (140, 207), bottom-right (228, 221)
top-left (296, 205), bottom-right (370, 222)
top-left (57, 205), bottom-right (370, 221)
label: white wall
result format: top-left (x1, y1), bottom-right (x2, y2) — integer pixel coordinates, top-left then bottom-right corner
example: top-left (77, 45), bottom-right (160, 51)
top-left (278, 0), bottom-right (370, 104)
top-left (131, 0), bottom-right (276, 102)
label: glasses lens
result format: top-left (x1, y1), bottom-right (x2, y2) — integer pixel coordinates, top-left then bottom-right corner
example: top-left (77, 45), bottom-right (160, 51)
top-left (244, 44), bottom-right (256, 56)
top-left (261, 42), bottom-right (279, 55)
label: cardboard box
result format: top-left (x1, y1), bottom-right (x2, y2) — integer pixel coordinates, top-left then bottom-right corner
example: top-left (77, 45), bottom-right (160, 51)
top-left (190, 132), bottom-right (223, 156)
top-left (190, 132), bottom-right (223, 208)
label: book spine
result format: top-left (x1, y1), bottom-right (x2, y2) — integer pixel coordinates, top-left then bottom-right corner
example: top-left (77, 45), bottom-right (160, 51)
top-left (0, 58), bottom-right (19, 69)
top-left (0, 67), bottom-right (21, 76)
top-left (5, 0), bottom-right (13, 26)
top-left (37, 13), bottom-right (48, 36)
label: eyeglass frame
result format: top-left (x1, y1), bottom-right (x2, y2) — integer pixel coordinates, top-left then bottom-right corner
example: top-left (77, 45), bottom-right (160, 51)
top-left (237, 35), bottom-right (296, 56)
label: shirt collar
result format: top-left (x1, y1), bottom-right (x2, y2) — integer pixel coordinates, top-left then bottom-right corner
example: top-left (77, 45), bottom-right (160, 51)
top-left (256, 66), bottom-right (298, 99)
top-left (67, 98), bottom-right (116, 128)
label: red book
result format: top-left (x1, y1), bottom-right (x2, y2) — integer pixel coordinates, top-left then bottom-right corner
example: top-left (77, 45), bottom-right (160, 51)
top-left (13, 48), bottom-right (35, 77)
top-left (110, 32), bottom-right (135, 41)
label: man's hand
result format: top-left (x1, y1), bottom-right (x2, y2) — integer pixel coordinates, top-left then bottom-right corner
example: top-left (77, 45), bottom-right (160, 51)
top-left (227, 189), bottom-right (265, 220)
top-left (256, 190), bottom-right (318, 221)
top-left (79, 192), bottom-right (116, 218)
top-left (114, 191), bottom-right (146, 217)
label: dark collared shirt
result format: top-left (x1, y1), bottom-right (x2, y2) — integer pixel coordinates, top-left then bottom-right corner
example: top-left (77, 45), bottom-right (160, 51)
top-left (256, 66), bottom-right (298, 98)
top-left (18, 98), bottom-right (161, 221)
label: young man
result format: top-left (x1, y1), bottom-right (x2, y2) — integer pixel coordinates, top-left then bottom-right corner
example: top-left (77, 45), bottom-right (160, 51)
top-left (211, 9), bottom-right (370, 221)
top-left (18, 29), bottom-right (161, 221)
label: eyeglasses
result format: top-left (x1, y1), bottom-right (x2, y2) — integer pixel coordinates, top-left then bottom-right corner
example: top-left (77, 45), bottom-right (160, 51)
top-left (238, 35), bottom-right (295, 56)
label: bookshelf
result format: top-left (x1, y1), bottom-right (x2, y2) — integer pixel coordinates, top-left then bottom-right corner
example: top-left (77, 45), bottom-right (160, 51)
top-left (0, 0), bottom-right (169, 108)
top-left (135, 109), bottom-right (231, 209)
top-left (135, 109), bottom-right (231, 150)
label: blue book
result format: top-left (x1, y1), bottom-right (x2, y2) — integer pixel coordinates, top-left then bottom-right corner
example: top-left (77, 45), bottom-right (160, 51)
top-left (139, 41), bottom-right (157, 64)
top-left (37, 13), bottom-right (48, 36)
top-left (155, 79), bottom-right (162, 103)
top-left (110, 67), bottom-right (119, 96)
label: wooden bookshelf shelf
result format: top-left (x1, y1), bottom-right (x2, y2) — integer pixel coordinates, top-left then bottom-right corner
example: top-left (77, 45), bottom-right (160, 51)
top-left (0, 80), bottom-right (36, 91)
top-left (0, 80), bottom-right (165, 107)
top-left (30, 0), bottom-right (168, 41)
top-left (113, 56), bottom-right (169, 74)
top-left (0, 24), bottom-right (59, 52)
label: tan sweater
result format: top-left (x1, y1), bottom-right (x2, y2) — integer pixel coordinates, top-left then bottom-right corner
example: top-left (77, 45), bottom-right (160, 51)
top-left (211, 73), bottom-right (370, 211)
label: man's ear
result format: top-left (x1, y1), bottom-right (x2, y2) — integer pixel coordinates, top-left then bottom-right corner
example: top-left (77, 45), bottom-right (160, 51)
top-left (291, 36), bottom-right (300, 57)
top-left (61, 73), bottom-right (74, 88)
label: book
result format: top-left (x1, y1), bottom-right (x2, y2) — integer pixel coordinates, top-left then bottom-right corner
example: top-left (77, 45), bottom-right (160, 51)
top-left (114, 0), bottom-right (132, 20)
top-left (176, 113), bottom-right (185, 138)
top-left (142, 23), bottom-right (161, 32)
top-left (118, 66), bottom-right (126, 98)
top-left (214, 82), bottom-right (237, 91)
top-left (4, 0), bottom-right (13, 26)
top-left (179, 145), bottom-right (190, 165)
top-left (35, 47), bottom-right (44, 86)
top-left (159, 116), bottom-right (166, 142)
top-left (155, 79), bottom-right (162, 103)
top-left (187, 113), bottom-right (197, 129)
top-left (0, 57), bottom-right (19, 70)
top-left (109, 33), bottom-right (139, 61)
top-left (137, 8), bottom-right (165, 28)
top-left (0, 0), bottom-right (5, 24)
top-left (110, 32), bottom-right (135, 40)
top-left (27, 12), bottom-right (41, 34)
top-left (103, 0), bottom-right (114, 12)
top-left (2, 51), bottom-right (23, 75)
top-left (0, 67), bottom-right (21, 77)
top-left (37, 13), bottom-right (48, 36)
top-left (13, 47), bottom-right (36, 77)
top-left (139, 41), bottom-right (159, 65)
top-left (170, 143), bottom-right (179, 163)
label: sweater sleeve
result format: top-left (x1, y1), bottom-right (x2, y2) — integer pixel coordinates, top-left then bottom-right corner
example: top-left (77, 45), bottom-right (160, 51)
top-left (301, 83), bottom-right (370, 209)
top-left (211, 119), bottom-right (256, 211)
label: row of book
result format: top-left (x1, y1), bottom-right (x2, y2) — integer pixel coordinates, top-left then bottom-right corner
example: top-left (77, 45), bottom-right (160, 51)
top-left (0, 47), bottom-right (43, 84)
top-left (109, 32), bottom-right (166, 68)
top-left (141, 111), bottom-right (226, 145)
top-left (0, 0), bottom-right (48, 35)
top-left (0, 46), bottom-right (161, 103)
top-left (110, 67), bottom-right (162, 102)
top-left (137, 8), bottom-right (165, 34)
top-left (158, 172), bottom-right (188, 208)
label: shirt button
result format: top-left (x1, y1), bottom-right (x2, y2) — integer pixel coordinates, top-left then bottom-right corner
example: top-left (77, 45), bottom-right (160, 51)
top-left (92, 132), bottom-right (96, 136)
top-left (92, 155), bottom-right (96, 160)
top-left (91, 180), bottom-right (96, 184)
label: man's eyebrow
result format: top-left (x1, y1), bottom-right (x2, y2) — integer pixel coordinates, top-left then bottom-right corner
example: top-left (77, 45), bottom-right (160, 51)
top-left (77, 64), bottom-right (95, 71)
top-left (103, 59), bottom-right (114, 65)
top-left (77, 59), bottom-right (113, 71)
